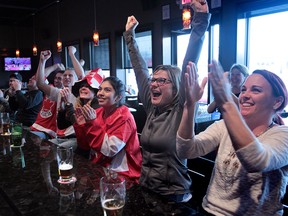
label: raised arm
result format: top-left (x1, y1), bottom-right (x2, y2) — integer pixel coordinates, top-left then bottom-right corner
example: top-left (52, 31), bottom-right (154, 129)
top-left (179, 0), bottom-right (211, 105)
top-left (178, 62), bottom-right (207, 139)
top-left (68, 46), bottom-right (85, 80)
top-left (44, 63), bottom-right (65, 78)
top-left (209, 60), bottom-right (254, 150)
top-left (123, 16), bottom-right (151, 108)
top-left (36, 50), bottom-right (54, 97)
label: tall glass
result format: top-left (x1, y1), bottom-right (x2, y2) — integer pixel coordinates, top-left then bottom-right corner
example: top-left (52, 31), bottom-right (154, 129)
top-left (0, 112), bottom-right (11, 155)
top-left (100, 174), bottom-right (126, 216)
top-left (56, 146), bottom-right (74, 183)
top-left (11, 122), bottom-right (22, 146)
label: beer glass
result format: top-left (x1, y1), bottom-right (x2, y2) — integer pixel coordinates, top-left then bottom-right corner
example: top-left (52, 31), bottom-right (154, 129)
top-left (100, 174), bottom-right (126, 216)
top-left (0, 112), bottom-right (11, 155)
top-left (56, 146), bottom-right (74, 183)
top-left (0, 112), bottom-right (11, 134)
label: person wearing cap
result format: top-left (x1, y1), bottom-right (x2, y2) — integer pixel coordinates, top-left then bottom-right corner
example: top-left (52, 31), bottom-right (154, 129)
top-left (7, 73), bottom-right (43, 127)
top-left (0, 73), bottom-right (23, 119)
top-left (57, 68), bottom-right (103, 158)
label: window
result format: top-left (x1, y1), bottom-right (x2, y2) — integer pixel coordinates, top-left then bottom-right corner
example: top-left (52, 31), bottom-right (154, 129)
top-left (175, 24), bottom-right (220, 104)
top-left (90, 38), bottom-right (110, 78)
top-left (123, 30), bottom-right (152, 95)
top-left (237, 9), bottom-right (288, 111)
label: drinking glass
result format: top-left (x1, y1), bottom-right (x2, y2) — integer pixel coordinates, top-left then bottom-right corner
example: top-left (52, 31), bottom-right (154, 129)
top-left (56, 146), bottom-right (74, 183)
top-left (100, 174), bottom-right (126, 216)
top-left (11, 122), bottom-right (22, 146)
top-left (0, 112), bottom-right (11, 155)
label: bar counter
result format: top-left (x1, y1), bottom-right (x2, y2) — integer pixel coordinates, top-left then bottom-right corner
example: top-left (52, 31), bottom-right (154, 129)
top-left (0, 132), bottom-right (201, 216)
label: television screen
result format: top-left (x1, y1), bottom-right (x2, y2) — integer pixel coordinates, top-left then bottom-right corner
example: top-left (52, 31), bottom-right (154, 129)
top-left (4, 57), bottom-right (31, 71)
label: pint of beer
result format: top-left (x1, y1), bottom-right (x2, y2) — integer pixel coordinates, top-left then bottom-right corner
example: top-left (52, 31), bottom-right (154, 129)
top-left (57, 146), bottom-right (74, 183)
top-left (100, 174), bottom-right (126, 216)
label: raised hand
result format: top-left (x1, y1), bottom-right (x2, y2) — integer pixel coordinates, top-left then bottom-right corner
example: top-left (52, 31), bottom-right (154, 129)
top-left (56, 63), bottom-right (65, 71)
top-left (40, 50), bottom-right (51, 61)
top-left (125, 15), bottom-right (139, 31)
top-left (208, 60), bottom-right (233, 107)
top-left (81, 104), bottom-right (97, 121)
top-left (190, 0), bottom-right (209, 13)
top-left (185, 61), bottom-right (207, 106)
top-left (60, 87), bottom-right (72, 104)
top-left (68, 46), bottom-right (76, 56)
top-left (74, 107), bottom-right (86, 125)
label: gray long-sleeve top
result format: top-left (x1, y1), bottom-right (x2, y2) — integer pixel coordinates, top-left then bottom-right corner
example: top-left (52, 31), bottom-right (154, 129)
top-left (123, 12), bottom-right (211, 196)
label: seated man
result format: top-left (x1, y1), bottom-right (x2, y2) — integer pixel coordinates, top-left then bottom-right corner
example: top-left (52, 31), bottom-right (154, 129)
top-left (7, 73), bottom-right (43, 127)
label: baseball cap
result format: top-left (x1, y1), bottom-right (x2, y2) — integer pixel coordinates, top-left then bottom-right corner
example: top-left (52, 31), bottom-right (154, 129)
top-left (9, 73), bottom-right (22, 82)
top-left (72, 68), bottom-right (105, 97)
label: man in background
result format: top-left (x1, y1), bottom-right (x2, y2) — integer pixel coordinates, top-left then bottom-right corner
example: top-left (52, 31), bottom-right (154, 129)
top-left (8, 73), bottom-right (43, 127)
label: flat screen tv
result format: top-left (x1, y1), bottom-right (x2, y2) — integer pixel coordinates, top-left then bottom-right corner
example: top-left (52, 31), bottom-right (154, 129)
top-left (4, 57), bottom-right (31, 71)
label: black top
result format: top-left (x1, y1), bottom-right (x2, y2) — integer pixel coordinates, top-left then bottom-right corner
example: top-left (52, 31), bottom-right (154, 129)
top-left (9, 89), bottom-right (43, 126)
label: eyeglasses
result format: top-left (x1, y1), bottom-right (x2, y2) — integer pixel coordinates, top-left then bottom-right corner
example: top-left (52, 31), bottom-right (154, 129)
top-left (149, 77), bottom-right (172, 86)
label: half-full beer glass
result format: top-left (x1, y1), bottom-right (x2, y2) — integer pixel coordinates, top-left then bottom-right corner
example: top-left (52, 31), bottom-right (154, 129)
top-left (57, 146), bottom-right (74, 183)
top-left (100, 174), bottom-right (126, 216)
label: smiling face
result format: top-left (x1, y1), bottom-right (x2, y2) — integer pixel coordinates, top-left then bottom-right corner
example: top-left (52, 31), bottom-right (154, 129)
top-left (239, 74), bottom-right (279, 122)
top-left (27, 75), bottom-right (37, 90)
top-left (63, 69), bottom-right (76, 88)
top-left (54, 72), bottom-right (63, 89)
top-left (97, 80), bottom-right (118, 108)
top-left (230, 68), bottom-right (246, 89)
top-left (79, 83), bottom-right (95, 100)
top-left (150, 70), bottom-right (175, 109)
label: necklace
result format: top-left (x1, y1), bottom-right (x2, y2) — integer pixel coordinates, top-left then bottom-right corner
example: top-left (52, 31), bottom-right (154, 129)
top-left (255, 122), bottom-right (275, 137)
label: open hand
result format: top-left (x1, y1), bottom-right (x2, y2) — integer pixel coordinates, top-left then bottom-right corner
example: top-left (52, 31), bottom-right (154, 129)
top-left (185, 61), bottom-right (207, 106)
top-left (208, 60), bottom-right (233, 107)
top-left (60, 87), bottom-right (72, 103)
top-left (82, 104), bottom-right (97, 121)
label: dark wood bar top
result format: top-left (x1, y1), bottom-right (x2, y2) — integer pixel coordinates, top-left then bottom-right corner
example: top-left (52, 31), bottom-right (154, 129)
top-left (0, 132), bottom-right (201, 216)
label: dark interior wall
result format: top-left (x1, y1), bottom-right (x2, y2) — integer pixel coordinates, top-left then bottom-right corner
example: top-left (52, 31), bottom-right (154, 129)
top-left (1, 0), bottom-right (285, 89)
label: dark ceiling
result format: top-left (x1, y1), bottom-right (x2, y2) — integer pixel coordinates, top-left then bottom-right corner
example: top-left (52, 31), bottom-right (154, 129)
top-left (0, 0), bottom-right (58, 26)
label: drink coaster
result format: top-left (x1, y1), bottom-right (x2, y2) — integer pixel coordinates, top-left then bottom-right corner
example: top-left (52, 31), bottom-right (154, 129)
top-left (57, 177), bottom-right (77, 184)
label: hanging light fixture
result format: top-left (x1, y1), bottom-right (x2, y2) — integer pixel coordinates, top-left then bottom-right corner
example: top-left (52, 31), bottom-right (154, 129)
top-left (56, 0), bottom-right (62, 52)
top-left (93, 0), bottom-right (99, 46)
top-left (182, 6), bottom-right (191, 29)
top-left (32, 13), bottom-right (37, 56)
top-left (15, 49), bottom-right (20, 57)
top-left (15, 24), bottom-right (20, 57)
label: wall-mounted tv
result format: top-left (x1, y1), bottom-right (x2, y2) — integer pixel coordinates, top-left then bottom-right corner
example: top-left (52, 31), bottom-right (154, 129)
top-left (4, 57), bottom-right (31, 71)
